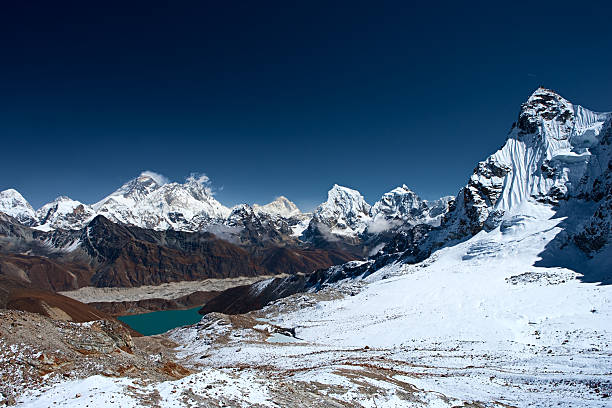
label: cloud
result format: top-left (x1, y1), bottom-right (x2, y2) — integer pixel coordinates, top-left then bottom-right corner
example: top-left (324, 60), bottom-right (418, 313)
top-left (366, 216), bottom-right (400, 234)
top-left (186, 173), bottom-right (210, 185)
top-left (140, 170), bottom-right (169, 185)
top-left (313, 222), bottom-right (341, 242)
top-left (368, 243), bottom-right (386, 257)
top-left (186, 172), bottom-right (214, 195)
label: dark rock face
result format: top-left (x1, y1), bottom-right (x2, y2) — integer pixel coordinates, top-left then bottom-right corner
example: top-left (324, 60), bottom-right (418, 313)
top-left (224, 205), bottom-right (295, 245)
top-left (0, 214), bottom-right (354, 290)
top-left (199, 274), bottom-right (311, 315)
top-left (574, 160), bottom-right (612, 254)
top-left (0, 254), bottom-right (93, 292)
top-left (517, 88), bottom-right (574, 137)
top-left (81, 216), bottom-right (260, 287)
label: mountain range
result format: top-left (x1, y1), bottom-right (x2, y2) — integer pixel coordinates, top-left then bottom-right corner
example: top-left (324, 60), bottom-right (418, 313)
top-left (0, 169), bottom-right (452, 252)
top-left (194, 87), bottom-right (612, 314)
top-left (2, 88), bottom-right (611, 407)
top-left (1, 88), bottom-right (610, 297)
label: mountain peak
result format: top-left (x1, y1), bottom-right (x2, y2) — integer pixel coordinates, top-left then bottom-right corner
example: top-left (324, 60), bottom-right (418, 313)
top-left (388, 184), bottom-right (416, 195)
top-left (53, 195), bottom-right (74, 202)
top-left (253, 196), bottom-right (301, 218)
top-left (1, 188), bottom-right (23, 197)
top-left (327, 184), bottom-right (365, 201)
top-left (104, 173), bottom-right (163, 203)
top-left (0, 188), bottom-right (37, 225)
top-left (518, 87), bottom-right (574, 135)
top-left (370, 184), bottom-right (426, 224)
top-left (309, 185), bottom-right (371, 237)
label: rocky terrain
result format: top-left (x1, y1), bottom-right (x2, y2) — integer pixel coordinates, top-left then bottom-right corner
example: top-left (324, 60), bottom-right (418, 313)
top-left (0, 310), bottom-right (188, 406)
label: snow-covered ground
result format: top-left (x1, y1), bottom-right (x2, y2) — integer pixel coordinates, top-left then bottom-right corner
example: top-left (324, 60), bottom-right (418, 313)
top-left (15, 203), bottom-right (611, 407)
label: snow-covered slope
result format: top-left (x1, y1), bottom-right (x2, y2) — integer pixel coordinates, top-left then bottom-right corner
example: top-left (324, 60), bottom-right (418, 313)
top-left (255, 209), bottom-right (611, 406)
top-left (0, 189), bottom-right (37, 226)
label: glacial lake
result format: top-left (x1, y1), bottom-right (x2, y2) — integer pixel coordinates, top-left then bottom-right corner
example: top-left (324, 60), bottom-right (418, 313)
top-left (117, 306), bottom-right (203, 336)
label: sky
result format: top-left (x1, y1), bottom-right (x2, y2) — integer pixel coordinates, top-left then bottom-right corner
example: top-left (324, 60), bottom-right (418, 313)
top-left (1, 1), bottom-right (611, 211)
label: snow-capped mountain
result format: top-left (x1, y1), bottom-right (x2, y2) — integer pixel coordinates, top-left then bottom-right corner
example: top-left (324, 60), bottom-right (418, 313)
top-left (304, 185), bottom-right (372, 245)
top-left (93, 173), bottom-right (231, 231)
top-left (305, 87), bottom-right (612, 275)
top-left (0, 169), bottom-right (450, 247)
top-left (368, 185), bottom-right (452, 232)
top-left (423, 196), bottom-right (454, 225)
top-left (0, 189), bottom-right (37, 226)
top-left (442, 87), bottom-right (611, 242)
top-left (303, 183), bottom-right (452, 250)
top-left (35, 196), bottom-right (96, 231)
top-left (222, 203), bottom-right (294, 244)
top-left (253, 196), bottom-right (302, 219)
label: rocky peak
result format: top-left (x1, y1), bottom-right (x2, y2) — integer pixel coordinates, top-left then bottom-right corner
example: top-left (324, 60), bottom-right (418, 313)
top-left (108, 172), bottom-right (164, 203)
top-left (315, 185), bottom-right (371, 229)
top-left (227, 204), bottom-right (256, 221)
top-left (517, 87), bottom-right (574, 138)
top-left (441, 88), bottom-right (612, 242)
top-left (371, 185), bottom-right (426, 219)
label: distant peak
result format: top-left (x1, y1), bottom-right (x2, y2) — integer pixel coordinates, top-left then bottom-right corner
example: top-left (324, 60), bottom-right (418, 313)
top-left (329, 184), bottom-right (360, 195)
top-left (253, 196), bottom-right (301, 218)
top-left (0, 188), bottom-right (23, 198)
top-left (322, 184), bottom-right (369, 210)
top-left (525, 87), bottom-right (567, 104)
top-left (0, 188), bottom-right (36, 221)
top-left (388, 184), bottom-right (416, 195)
top-left (108, 172), bottom-right (165, 200)
top-left (0, 189), bottom-right (31, 205)
top-left (53, 195), bottom-right (73, 202)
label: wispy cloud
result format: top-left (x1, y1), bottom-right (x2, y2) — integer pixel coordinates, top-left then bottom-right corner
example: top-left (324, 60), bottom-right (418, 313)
top-left (186, 172), bottom-right (214, 194)
top-left (141, 170), bottom-right (169, 185)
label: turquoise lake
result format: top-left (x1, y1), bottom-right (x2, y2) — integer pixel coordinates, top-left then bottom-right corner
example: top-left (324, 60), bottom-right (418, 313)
top-left (117, 306), bottom-right (203, 336)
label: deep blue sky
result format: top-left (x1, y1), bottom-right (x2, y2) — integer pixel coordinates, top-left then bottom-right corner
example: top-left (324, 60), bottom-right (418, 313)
top-left (1, 1), bottom-right (611, 211)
